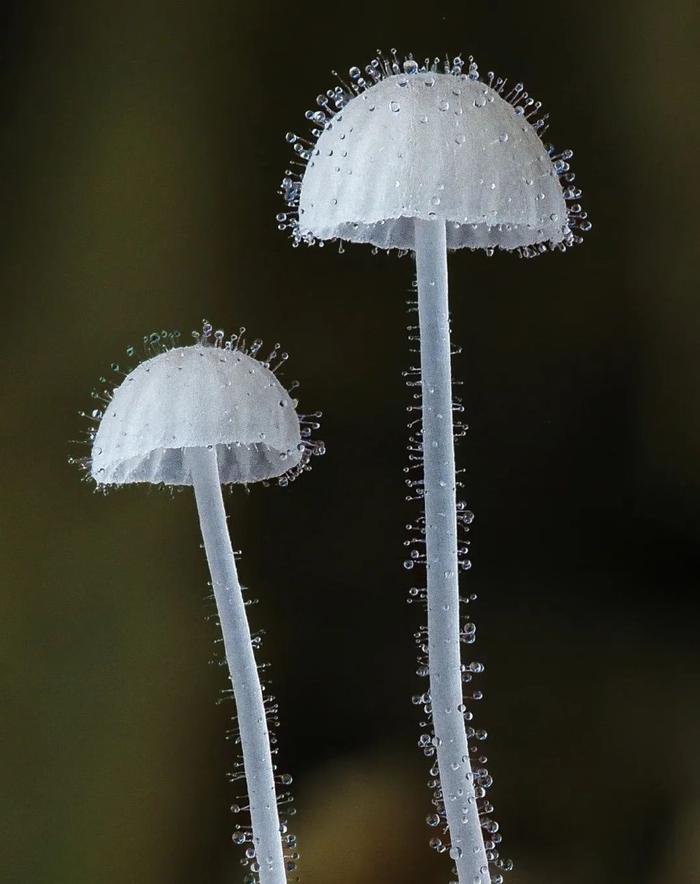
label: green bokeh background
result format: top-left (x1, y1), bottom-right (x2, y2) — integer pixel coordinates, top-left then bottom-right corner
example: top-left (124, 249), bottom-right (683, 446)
top-left (2, 2), bottom-right (699, 883)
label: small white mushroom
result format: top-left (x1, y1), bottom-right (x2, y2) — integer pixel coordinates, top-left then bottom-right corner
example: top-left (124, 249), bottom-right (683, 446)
top-left (84, 326), bottom-right (321, 884)
top-left (281, 51), bottom-right (586, 884)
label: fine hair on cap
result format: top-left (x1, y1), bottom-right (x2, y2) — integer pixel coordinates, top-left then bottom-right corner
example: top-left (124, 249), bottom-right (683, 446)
top-left (279, 50), bottom-right (589, 258)
top-left (82, 323), bottom-right (323, 488)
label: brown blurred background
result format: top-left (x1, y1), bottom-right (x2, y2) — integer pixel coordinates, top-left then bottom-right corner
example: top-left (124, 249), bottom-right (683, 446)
top-left (1, 2), bottom-right (699, 883)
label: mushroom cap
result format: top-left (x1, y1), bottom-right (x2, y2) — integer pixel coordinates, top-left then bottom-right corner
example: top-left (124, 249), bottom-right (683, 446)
top-left (91, 345), bottom-right (302, 486)
top-left (298, 72), bottom-right (568, 251)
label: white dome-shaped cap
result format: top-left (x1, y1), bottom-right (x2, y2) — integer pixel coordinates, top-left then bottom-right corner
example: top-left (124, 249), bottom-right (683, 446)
top-left (90, 345), bottom-right (303, 486)
top-left (297, 71), bottom-right (569, 251)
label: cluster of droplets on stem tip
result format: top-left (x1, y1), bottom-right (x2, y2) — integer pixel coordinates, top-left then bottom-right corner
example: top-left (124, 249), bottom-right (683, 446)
top-left (69, 320), bottom-right (325, 490)
top-left (278, 49), bottom-right (589, 258)
top-left (205, 573), bottom-right (301, 882)
top-left (403, 285), bottom-right (513, 883)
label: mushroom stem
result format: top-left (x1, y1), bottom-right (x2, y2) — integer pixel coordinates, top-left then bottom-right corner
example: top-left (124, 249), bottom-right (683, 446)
top-left (415, 219), bottom-right (490, 884)
top-left (188, 446), bottom-right (287, 884)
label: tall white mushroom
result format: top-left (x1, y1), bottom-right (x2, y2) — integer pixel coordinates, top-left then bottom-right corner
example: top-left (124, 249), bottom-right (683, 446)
top-left (280, 51), bottom-right (588, 884)
top-left (80, 324), bottom-right (323, 884)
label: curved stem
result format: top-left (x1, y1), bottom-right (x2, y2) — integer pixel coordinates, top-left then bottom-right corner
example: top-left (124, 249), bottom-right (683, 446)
top-left (415, 219), bottom-right (490, 884)
top-left (188, 446), bottom-right (286, 884)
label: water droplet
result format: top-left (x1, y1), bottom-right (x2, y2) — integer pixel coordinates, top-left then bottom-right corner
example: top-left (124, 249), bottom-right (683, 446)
top-left (389, 100), bottom-right (400, 113)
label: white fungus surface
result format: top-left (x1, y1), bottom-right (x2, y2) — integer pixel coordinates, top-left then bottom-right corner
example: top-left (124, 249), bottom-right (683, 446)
top-left (298, 72), bottom-right (568, 250)
top-left (91, 345), bottom-right (302, 486)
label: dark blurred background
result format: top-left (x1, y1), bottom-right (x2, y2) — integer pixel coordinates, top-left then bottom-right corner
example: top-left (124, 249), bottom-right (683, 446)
top-left (1, 2), bottom-right (699, 883)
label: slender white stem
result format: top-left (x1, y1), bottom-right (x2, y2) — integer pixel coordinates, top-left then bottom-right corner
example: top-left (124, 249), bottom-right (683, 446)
top-left (415, 219), bottom-right (490, 884)
top-left (188, 446), bottom-right (287, 884)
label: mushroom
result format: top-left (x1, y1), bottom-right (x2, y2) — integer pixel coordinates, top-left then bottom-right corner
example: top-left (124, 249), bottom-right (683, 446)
top-left (80, 323), bottom-right (323, 884)
top-left (280, 51), bottom-right (588, 884)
